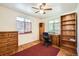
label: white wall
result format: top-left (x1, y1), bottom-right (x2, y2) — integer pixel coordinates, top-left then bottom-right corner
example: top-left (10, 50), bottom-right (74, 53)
top-left (19, 17), bottom-right (42, 45)
top-left (0, 6), bottom-right (43, 46)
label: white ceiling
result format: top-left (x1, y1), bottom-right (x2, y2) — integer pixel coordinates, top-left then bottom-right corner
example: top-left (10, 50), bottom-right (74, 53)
top-left (0, 3), bottom-right (78, 19)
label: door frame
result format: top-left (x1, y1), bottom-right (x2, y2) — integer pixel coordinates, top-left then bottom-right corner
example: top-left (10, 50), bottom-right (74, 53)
top-left (39, 23), bottom-right (45, 41)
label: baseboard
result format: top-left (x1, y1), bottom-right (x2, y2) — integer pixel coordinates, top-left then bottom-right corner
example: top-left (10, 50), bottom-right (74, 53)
top-left (77, 50), bottom-right (78, 56)
top-left (18, 40), bottom-right (40, 52)
top-left (10, 40), bottom-right (40, 55)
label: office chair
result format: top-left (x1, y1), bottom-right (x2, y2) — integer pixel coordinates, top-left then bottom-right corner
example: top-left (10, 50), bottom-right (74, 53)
top-left (43, 32), bottom-right (52, 47)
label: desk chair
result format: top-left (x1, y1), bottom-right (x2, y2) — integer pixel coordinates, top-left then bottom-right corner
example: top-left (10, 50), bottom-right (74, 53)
top-left (43, 32), bottom-right (52, 47)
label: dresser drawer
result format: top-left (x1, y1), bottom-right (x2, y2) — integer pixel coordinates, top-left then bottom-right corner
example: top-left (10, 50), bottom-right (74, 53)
top-left (0, 46), bottom-right (7, 55)
top-left (7, 45), bottom-right (18, 51)
top-left (0, 43), bottom-right (7, 48)
top-left (0, 36), bottom-right (8, 43)
top-left (8, 32), bottom-right (18, 37)
top-left (7, 41), bottom-right (18, 46)
top-left (8, 37), bottom-right (18, 42)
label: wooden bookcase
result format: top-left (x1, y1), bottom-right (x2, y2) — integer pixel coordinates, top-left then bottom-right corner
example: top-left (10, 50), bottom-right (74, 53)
top-left (60, 13), bottom-right (77, 54)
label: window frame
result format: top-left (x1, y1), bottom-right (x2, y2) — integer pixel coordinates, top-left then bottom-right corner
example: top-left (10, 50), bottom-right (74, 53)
top-left (16, 17), bottom-right (32, 34)
top-left (48, 21), bottom-right (60, 34)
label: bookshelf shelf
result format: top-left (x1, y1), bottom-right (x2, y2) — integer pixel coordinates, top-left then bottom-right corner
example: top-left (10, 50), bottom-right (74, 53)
top-left (61, 19), bottom-right (75, 22)
top-left (62, 24), bottom-right (75, 26)
top-left (61, 30), bottom-right (76, 31)
top-left (62, 39), bottom-right (76, 43)
top-left (62, 44), bottom-right (76, 49)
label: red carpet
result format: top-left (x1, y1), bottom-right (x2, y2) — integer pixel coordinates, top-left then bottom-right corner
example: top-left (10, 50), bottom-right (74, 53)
top-left (13, 43), bottom-right (60, 56)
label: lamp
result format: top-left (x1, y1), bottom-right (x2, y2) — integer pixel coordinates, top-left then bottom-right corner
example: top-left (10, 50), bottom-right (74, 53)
top-left (39, 10), bottom-right (44, 13)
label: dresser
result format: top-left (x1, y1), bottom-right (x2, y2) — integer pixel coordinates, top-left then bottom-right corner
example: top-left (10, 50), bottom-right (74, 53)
top-left (0, 31), bottom-right (18, 56)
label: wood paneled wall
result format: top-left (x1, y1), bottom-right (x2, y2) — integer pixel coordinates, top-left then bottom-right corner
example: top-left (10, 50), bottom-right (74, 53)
top-left (0, 31), bottom-right (18, 56)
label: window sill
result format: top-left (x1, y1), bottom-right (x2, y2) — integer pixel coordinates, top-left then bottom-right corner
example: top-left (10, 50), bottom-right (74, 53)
top-left (19, 31), bottom-right (32, 34)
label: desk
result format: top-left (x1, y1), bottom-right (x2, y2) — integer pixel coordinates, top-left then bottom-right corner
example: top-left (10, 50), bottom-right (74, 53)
top-left (49, 34), bottom-right (60, 46)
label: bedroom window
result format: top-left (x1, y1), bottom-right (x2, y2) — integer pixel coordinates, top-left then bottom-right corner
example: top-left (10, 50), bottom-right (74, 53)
top-left (48, 20), bottom-right (60, 34)
top-left (16, 17), bottom-right (32, 34)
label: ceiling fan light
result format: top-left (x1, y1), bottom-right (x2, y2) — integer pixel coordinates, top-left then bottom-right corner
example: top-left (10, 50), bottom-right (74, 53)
top-left (39, 10), bottom-right (44, 13)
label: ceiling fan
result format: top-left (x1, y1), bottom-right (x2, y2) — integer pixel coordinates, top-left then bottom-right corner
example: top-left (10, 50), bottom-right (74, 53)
top-left (32, 3), bottom-right (52, 14)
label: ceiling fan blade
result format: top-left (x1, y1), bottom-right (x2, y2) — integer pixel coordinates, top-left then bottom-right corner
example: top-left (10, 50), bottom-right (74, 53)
top-left (44, 8), bottom-right (52, 10)
top-left (35, 11), bottom-right (39, 13)
top-left (32, 7), bottom-right (39, 10)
